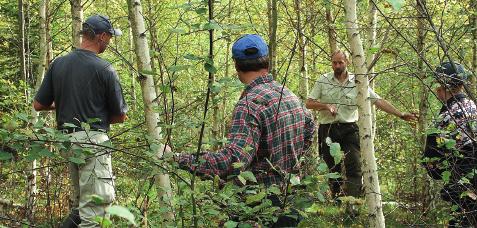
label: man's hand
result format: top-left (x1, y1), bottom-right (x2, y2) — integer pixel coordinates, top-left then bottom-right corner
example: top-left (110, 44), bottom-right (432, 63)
top-left (400, 112), bottom-right (418, 122)
top-left (326, 104), bottom-right (337, 116)
top-left (110, 114), bottom-right (128, 124)
top-left (33, 100), bottom-right (55, 111)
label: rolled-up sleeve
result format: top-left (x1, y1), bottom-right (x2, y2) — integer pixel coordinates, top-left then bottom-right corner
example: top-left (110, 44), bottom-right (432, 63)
top-left (178, 102), bottom-right (261, 178)
top-left (307, 77), bottom-right (322, 100)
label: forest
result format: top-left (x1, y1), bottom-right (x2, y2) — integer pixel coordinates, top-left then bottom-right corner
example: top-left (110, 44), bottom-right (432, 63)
top-left (0, 0), bottom-right (475, 227)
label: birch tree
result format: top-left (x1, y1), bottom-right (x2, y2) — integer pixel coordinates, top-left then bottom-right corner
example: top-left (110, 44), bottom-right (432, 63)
top-left (471, 0), bottom-right (477, 95)
top-left (26, 0), bottom-right (49, 222)
top-left (70, 0), bottom-right (82, 48)
top-left (127, 0), bottom-right (173, 221)
top-left (366, 0), bottom-right (377, 139)
top-left (344, 0), bottom-right (385, 227)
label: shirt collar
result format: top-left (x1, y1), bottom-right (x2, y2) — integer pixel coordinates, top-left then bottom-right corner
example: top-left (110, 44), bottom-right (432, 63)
top-left (241, 74), bottom-right (274, 98)
top-left (246, 74), bottom-right (273, 90)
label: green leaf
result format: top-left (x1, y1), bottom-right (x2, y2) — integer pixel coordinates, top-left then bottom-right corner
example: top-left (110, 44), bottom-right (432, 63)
top-left (195, 7), bottom-right (207, 14)
top-left (305, 203), bottom-right (320, 213)
top-left (444, 139), bottom-right (456, 149)
top-left (106, 205), bottom-right (137, 226)
top-left (329, 142), bottom-right (342, 164)
top-left (15, 113), bottom-right (29, 122)
top-left (451, 204), bottom-right (459, 212)
top-left (326, 172), bottom-right (341, 179)
top-left (203, 20), bottom-right (221, 30)
top-left (38, 149), bottom-right (54, 158)
top-left (317, 163), bottom-right (328, 172)
top-left (206, 209), bottom-right (220, 215)
top-left (442, 171), bottom-right (451, 183)
top-left (368, 47), bottom-right (379, 55)
top-left (0, 151), bottom-right (13, 160)
top-left (237, 175), bottom-right (246, 185)
top-left (184, 54), bottom-right (203, 61)
top-left (387, 0), bottom-right (404, 11)
top-left (69, 157), bottom-right (86, 164)
top-left (224, 221), bottom-right (238, 228)
top-left (232, 162), bottom-right (245, 169)
top-left (90, 194), bottom-right (104, 205)
top-left (245, 191), bottom-right (266, 204)
top-left (240, 171), bottom-right (257, 183)
top-left (94, 216), bottom-right (112, 227)
top-left (268, 186), bottom-right (281, 195)
top-left (87, 118), bottom-right (102, 124)
top-left (204, 62), bottom-right (218, 74)
top-left (238, 223), bottom-right (253, 228)
top-left (210, 83), bottom-right (222, 94)
top-left (290, 174), bottom-right (301, 186)
top-left (63, 123), bottom-right (78, 128)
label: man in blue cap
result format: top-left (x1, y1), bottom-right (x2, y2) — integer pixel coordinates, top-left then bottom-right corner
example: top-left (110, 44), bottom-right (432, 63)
top-left (176, 34), bottom-right (315, 227)
top-left (33, 14), bottom-right (127, 227)
top-left (422, 62), bottom-right (477, 226)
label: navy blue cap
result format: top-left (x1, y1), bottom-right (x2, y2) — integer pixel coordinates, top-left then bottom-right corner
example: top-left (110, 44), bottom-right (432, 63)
top-left (232, 34), bottom-right (269, 60)
top-left (83, 14), bottom-right (122, 36)
top-left (435, 61), bottom-right (468, 88)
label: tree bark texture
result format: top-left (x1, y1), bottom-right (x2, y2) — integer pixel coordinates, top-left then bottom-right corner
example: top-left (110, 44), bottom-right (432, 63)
top-left (344, 0), bottom-right (385, 227)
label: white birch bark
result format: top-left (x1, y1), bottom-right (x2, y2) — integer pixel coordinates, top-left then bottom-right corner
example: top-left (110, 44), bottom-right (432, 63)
top-left (343, 0), bottom-right (385, 227)
top-left (127, 0), bottom-right (173, 221)
top-left (26, 0), bottom-right (49, 222)
top-left (366, 0), bottom-right (378, 140)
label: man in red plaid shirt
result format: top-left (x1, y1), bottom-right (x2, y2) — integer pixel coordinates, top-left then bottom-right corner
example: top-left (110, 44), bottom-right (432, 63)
top-left (177, 34), bottom-right (315, 188)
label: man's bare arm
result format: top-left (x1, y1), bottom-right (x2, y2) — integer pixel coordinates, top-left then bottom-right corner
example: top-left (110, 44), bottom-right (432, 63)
top-left (33, 100), bottom-right (55, 111)
top-left (110, 114), bottom-right (128, 124)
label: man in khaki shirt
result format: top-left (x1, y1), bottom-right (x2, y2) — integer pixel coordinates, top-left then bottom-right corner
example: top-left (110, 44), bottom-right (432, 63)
top-left (306, 50), bottom-right (416, 198)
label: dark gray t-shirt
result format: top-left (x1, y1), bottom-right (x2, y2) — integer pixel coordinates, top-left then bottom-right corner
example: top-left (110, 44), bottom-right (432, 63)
top-left (35, 49), bottom-right (128, 131)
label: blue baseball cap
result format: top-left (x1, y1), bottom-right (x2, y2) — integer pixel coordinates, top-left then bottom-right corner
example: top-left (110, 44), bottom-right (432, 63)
top-left (83, 14), bottom-right (122, 36)
top-left (232, 34), bottom-right (269, 60)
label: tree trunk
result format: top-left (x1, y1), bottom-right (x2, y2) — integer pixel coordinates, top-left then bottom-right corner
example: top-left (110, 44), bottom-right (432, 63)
top-left (19, 0), bottom-right (35, 222)
top-left (128, 26), bottom-right (137, 111)
top-left (366, 0), bottom-right (377, 140)
top-left (70, 0), bottom-right (82, 49)
top-left (416, 0), bottom-right (433, 213)
top-left (343, 0), bottom-right (385, 227)
top-left (295, 0), bottom-right (308, 99)
top-left (325, 0), bottom-right (337, 54)
top-left (18, 0), bottom-right (28, 102)
top-left (471, 0), bottom-right (477, 95)
top-left (127, 0), bottom-right (173, 222)
top-left (268, 0), bottom-right (278, 76)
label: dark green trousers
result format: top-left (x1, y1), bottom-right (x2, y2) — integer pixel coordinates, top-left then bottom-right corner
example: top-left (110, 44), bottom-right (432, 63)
top-left (318, 122), bottom-right (362, 198)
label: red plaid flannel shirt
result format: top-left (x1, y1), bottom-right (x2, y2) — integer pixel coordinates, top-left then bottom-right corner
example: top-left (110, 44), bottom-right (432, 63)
top-left (178, 75), bottom-right (315, 186)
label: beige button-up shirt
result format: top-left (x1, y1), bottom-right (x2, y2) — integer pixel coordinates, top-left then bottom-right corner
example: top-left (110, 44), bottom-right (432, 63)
top-left (307, 72), bottom-right (380, 124)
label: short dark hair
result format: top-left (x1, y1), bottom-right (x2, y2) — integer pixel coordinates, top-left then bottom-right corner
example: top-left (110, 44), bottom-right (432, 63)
top-left (79, 23), bottom-right (97, 40)
top-left (234, 56), bottom-right (269, 72)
